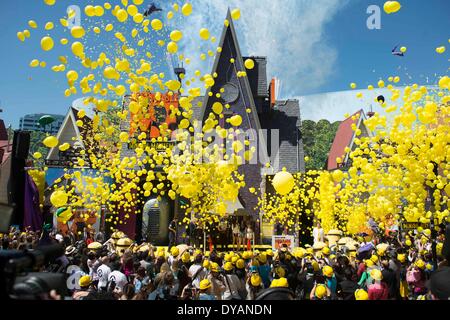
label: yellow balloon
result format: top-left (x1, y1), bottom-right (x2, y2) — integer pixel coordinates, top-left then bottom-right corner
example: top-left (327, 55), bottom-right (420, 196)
top-left (59, 143), bottom-right (70, 151)
top-left (66, 70), bottom-right (79, 81)
top-left (151, 19), bottom-right (163, 31)
top-left (170, 30), bottom-right (183, 42)
top-left (117, 9), bottom-right (128, 22)
top-left (85, 5), bottom-right (96, 17)
top-left (45, 22), bottom-right (54, 30)
top-left (71, 26), bottom-right (86, 39)
top-left (167, 42), bottom-right (178, 54)
top-left (272, 171), bottom-right (295, 195)
top-left (50, 190), bottom-right (68, 208)
top-left (44, 0), bottom-right (56, 6)
top-left (244, 59), bottom-right (255, 70)
top-left (71, 42), bottom-right (84, 57)
top-left (43, 136), bottom-right (59, 148)
top-left (28, 20), bottom-right (38, 29)
top-left (383, 1), bottom-right (401, 14)
top-left (231, 8), bottom-right (241, 20)
top-left (30, 59), bottom-right (40, 68)
top-left (199, 28), bottom-right (210, 40)
top-left (212, 102), bottom-right (223, 114)
top-left (17, 32), bottom-right (25, 42)
top-left (182, 3), bottom-right (193, 16)
top-left (229, 115), bottom-right (242, 127)
top-left (41, 36), bottom-right (54, 51)
top-left (95, 5), bottom-right (105, 16)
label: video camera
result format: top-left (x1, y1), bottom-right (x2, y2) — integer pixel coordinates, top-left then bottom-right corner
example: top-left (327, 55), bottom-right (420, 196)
top-left (0, 242), bottom-right (67, 300)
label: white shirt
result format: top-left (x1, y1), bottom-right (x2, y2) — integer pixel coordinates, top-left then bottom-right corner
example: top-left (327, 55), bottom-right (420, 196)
top-left (108, 270), bottom-right (128, 292)
top-left (222, 274), bottom-right (243, 300)
top-left (97, 264), bottom-right (111, 289)
top-left (188, 264), bottom-right (207, 289)
top-left (313, 227), bottom-right (324, 244)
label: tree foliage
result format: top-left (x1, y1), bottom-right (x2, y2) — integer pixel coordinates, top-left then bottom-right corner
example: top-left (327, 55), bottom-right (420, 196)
top-left (301, 120), bottom-right (340, 170)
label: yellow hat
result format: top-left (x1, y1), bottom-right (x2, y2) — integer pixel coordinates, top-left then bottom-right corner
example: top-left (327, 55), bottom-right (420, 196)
top-left (204, 251), bottom-right (210, 258)
top-left (243, 251), bottom-right (252, 260)
top-left (224, 253), bottom-right (233, 262)
top-left (397, 254), bottom-right (406, 263)
top-left (223, 262), bottom-right (234, 271)
top-left (275, 266), bottom-right (286, 278)
top-left (369, 269), bottom-right (383, 281)
top-left (322, 247), bottom-right (331, 255)
top-left (210, 262), bottom-right (220, 273)
top-left (236, 259), bottom-right (245, 269)
top-left (270, 277), bottom-right (289, 288)
top-left (329, 254), bottom-right (336, 260)
top-left (88, 242), bottom-right (102, 250)
top-left (231, 256), bottom-right (239, 264)
top-left (322, 265), bottom-right (334, 278)
top-left (258, 253), bottom-right (267, 264)
top-left (315, 284), bottom-right (327, 299)
top-left (355, 289), bottom-right (369, 300)
top-left (79, 275), bottom-right (92, 287)
top-left (194, 249), bottom-right (202, 256)
top-left (415, 259), bottom-right (425, 270)
top-left (199, 279), bottom-right (212, 290)
top-left (306, 247), bottom-right (314, 255)
top-left (182, 252), bottom-right (191, 263)
top-left (202, 259), bottom-right (210, 269)
top-left (170, 246), bottom-right (180, 257)
top-left (365, 259), bottom-right (374, 268)
top-left (294, 248), bottom-right (305, 259)
top-left (157, 251), bottom-right (166, 258)
top-left (426, 263), bottom-right (433, 271)
top-left (370, 255), bottom-right (378, 263)
top-left (251, 274), bottom-right (262, 287)
top-left (265, 249), bottom-right (274, 257)
top-left (405, 239), bottom-right (412, 247)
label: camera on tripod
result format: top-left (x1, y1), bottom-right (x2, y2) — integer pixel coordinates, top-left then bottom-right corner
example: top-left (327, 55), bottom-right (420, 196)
top-left (0, 203), bottom-right (67, 300)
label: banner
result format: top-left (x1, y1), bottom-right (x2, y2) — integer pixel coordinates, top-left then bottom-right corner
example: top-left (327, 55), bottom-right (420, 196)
top-left (272, 235), bottom-right (295, 251)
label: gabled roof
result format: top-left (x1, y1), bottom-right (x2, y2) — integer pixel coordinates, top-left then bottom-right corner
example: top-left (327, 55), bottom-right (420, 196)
top-left (326, 109), bottom-right (369, 171)
top-left (46, 99), bottom-right (95, 161)
top-left (198, 9), bottom-right (270, 167)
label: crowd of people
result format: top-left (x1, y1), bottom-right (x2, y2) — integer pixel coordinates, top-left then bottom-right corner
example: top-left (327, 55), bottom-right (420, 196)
top-left (1, 222), bottom-right (450, 301)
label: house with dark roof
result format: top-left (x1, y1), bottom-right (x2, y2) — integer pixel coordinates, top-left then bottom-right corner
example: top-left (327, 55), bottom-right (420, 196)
top-left (191, 9), bottom-right (305, 243)
top-left (118, 10), bottom-right (306, 243)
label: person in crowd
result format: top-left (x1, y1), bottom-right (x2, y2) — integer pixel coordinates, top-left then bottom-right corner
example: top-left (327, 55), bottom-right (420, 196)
top-left (168, 217), bottom-right (178, 249)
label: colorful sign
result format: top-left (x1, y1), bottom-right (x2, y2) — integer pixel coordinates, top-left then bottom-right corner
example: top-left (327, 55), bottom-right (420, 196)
top-left (272, 235), bottom-right (295, 251)
top-left (127, 92), bottom-right (179, 138)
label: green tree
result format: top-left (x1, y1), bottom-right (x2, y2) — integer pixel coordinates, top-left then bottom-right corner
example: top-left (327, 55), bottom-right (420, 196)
top-left (301, 120), bottom-right (340, 171)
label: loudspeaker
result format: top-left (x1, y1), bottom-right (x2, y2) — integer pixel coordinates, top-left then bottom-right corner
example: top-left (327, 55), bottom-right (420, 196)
top-left (12, 131), bottom-right (30, 160)
top-left (7, 131), bottom-right (31, 229)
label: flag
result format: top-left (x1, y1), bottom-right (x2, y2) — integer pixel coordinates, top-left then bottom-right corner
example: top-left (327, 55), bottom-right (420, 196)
top-left (23, 172), bottom-right (43, 231)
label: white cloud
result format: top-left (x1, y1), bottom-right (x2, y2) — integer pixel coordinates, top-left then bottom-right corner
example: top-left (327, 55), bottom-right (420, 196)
top-left (164, 0), bottom-right (348, 97)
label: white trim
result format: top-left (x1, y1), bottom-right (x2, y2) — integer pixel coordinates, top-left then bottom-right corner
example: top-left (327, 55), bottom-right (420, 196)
top-left (46, 107), bottom-right (85, 160)
top-left (343, 110), bottom-right (373, 165)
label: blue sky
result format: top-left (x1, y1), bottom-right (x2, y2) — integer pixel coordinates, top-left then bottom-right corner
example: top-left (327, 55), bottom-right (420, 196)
top-left (0, 0), bottom-right (449, 128)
